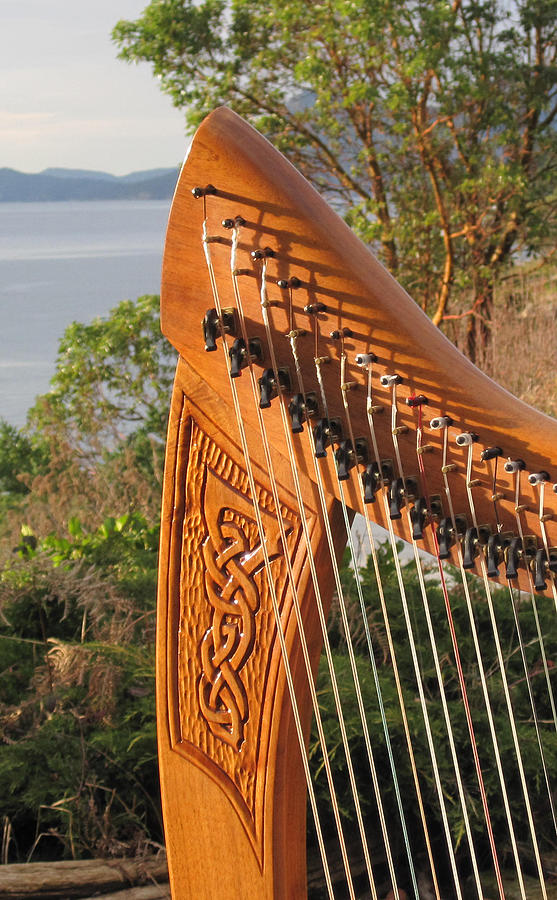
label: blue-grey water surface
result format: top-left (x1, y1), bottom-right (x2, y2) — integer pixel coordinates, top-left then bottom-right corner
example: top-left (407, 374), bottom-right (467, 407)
top-left (0, 200), bottom-right (172, 427)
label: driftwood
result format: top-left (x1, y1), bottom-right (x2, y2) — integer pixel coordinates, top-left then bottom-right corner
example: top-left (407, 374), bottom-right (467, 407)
top-left (84, 888), bottom-right (170, 900)
top-left (0, 855), bottom-right (168, 900)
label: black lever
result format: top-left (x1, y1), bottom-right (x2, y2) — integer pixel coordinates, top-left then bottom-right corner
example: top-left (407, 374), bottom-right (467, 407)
top-left (486, 533), bottom-right (503, 578)
top-left (288, 394), bottom-right (305, 433)
top-left (437, 517), bottom-right (454, 559)
top-left (389, 477), bottom-right (405, 520)
top-left (313, 418), bottom-right (341, 458)
top-left (462, 527), bottom-right (479, 569)
top-left (202, 307), bottom-right (235, 352)
top-left (410, 497), bottom-right (428, 540)
top-left (229, 338), bottom-right (246, 377)
top-left (202, 308), bottom-right (219, 352)
top-left (533, 548), bottom-right (548, 592)
top-left (335, 440), bottom-right (355, 480)
top-left (505, 536), bottom-right (522, 580)
top-left (287, 393), bottom-right (318, 434)
top-left (363, 464), bottom-right (379, 504)
top-left (258, 368), bottom-right (289, 408)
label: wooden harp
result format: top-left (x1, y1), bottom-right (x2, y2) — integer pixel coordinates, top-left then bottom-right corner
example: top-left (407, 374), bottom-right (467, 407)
top-left (157, 108), bottom-right (557, 899)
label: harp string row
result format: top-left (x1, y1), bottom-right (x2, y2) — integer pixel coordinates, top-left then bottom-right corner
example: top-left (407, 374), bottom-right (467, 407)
top-left (412, 403), bottom-right (507, 900)
top-left (435, 427), bottom-right (530, 899)
top-left (511, 469), bottom-right (557, 732)
top-left (391, 386), bottom-right (493, 898)
top-left (318, 331), bottom-right (422, 899)
top-left (256, 245), bottom-right (387, 899)
top-left (464, 440), bottom-right (548, 899)
top-left (362, 362), bottom-right (443, 900)
top-left (282, 304), bottom-right (412, 900)
top-left (232, 226), bottom-right (376, 899)
top-left (203, 217), bottom-right (338, 900)
top-left (380, 382), bottom-right (481, 899)
top-left (335, 346), bottom-right (445, 900)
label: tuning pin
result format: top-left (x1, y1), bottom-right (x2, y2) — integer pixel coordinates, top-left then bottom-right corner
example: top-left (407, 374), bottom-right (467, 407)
top-left (486, 533), bottom-right (503, 577)
top-left (410, 497), bottom-right (428, 540)
top-left (437, 517), bottom-right (454, 559)
top-left (505, 536), bottom-right (523, 580)
top-left (335, 440), bottom-right (355, 480)
top-left (462, 527), bottom-right (479, 569)
top-left (504, 459), bottom-right (526, 474)
top-left (389, 477), bottom-right (405, 520)
top-left (362, 464), bottom-right (379, 503)
top-left (528, 471), bottom-right (550, 486)
top-left (481, 447), bottom-right (503, 462)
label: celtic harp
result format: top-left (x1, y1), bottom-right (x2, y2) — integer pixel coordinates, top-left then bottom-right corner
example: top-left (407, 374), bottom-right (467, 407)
top-left (157, 107), bottom-right (557, 899)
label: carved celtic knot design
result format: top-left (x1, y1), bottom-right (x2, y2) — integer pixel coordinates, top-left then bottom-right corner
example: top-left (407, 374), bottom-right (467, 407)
top-left (199, 505), bottom-right (282, 750)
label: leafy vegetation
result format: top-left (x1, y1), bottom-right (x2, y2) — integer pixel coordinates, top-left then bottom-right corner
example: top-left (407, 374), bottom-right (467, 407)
top-left (0, 296), bottom-right (173, 862)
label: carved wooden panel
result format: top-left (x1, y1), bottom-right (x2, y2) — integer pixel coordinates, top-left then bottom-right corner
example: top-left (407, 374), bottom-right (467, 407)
top-left (166, 413), bottom-right (302, 859)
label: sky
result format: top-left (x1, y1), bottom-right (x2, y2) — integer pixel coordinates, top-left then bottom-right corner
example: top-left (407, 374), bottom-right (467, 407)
top-left (2, 0), bottom-right (188, 175)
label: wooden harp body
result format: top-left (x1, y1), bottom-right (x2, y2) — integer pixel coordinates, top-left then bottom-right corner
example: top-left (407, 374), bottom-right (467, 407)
top-left (157, 108), bottom-right (557, 899)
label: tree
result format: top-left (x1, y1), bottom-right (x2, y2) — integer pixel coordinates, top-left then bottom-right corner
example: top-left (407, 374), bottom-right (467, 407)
top-left (113, 0), bottom-right (557, 363)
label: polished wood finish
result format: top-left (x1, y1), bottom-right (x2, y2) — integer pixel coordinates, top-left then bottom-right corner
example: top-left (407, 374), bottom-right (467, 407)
top-left (157, 108), bottom-right (557, 898)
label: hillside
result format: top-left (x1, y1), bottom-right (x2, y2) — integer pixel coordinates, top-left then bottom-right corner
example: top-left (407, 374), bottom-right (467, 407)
top-left (0, 166), bottom-right (179, 201)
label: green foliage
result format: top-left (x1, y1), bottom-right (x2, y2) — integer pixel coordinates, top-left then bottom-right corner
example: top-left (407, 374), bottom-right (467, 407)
top-left (113, 1), bottom-right (557, 359)
top-left (0, 513), bottom-right (160, 861)
top-left (0, 296), bottom-right (169, 861)
top-left (310, 543), bottom-right (557, 877)
top-left (28, 294), bottom-right (175, 457)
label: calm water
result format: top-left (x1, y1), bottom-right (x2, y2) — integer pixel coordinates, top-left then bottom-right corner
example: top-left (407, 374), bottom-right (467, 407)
top-left (0, 200), bottom-right (173, 427)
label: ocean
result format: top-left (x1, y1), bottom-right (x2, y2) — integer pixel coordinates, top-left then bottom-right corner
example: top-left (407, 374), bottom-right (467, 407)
top-left (0, 200), bottom-right (172, 427)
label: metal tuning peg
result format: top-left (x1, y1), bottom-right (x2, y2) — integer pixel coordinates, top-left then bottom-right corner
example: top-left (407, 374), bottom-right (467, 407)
top-left (335, 440), bottom-right (355, 480)
top-left (363, 464), bottom-right (379, 504)
top-left (486, 533), bottom-right (503, 578)
top-left (313, 418), bottom-right (341, 458)
top-left (505, 536), bottom-right (523, 580)
top-left (287, 393), bottom-right (318, 434)
top-left (462, 527), bottom-right (479, 569)
top-left (410, 497), bottom-right (428, 540)
top-left (258, 368), bottom-right (290, 409)
top-left (437, 517), bottom-right (454, 559)
top-left (202, 307), bottom-right (235, 352)
top-left (389, 477), bottom-right (405, 520)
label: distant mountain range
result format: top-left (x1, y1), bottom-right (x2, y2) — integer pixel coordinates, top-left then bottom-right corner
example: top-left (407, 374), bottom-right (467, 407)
top-left (0, 166), bottom-right (180, 202)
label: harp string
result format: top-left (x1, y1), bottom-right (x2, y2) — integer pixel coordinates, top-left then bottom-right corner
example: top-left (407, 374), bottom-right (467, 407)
top-left (254, 251), bottom-right (414, 900)
top-left (512, 469), bottom-right (557, 732)
top-left (358, 378), bottom-right (466, 900)
top-left (201, 218), bottom-right (338, 900)
top-left (412, 403), bottom-right (507, 900)
top-left (463, 441), bottom-right (548, 900)
top-left (489, 456), bottom-right (556, 796)
top-left (286, 335), bottom-right (412, 900)
top-left (362, 362), bottom-right (442, 900)
top-left (537, 480), bottom-right (557, 614)
top-left (387, 382), bottom-right (487, 899)
top-left (301, 329), bottom-right (421, 900)
top-left (437, 427), bottom-right (529, 899)
top-left (231, 231), bottom-right (379, 899)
